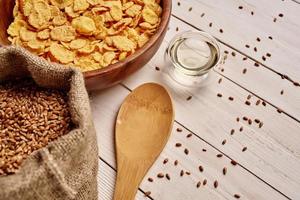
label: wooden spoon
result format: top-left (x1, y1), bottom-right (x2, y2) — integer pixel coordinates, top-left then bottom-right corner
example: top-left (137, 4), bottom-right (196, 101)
top-left (113, 83), bottom-right (174, 200)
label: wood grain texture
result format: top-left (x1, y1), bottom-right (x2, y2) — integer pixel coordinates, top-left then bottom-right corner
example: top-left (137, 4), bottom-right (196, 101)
top-left (113, 83), bottom-right (174, 200)
top-left (91, 85), bottom-right (287, 200)
top-left (165, 16), bottom-right (300, 122)
top-left (0, 0), bottom-right (171, 90)
top-left (98, 159), bottom-right (151, 200)
top-left (172, 0), bottom-right (300, 82)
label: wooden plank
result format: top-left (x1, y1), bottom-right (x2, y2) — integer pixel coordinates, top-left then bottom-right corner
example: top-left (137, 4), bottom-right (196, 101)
top-left (98, 159), bottom-right (150, 200)
top-left (119, 41), bottom-right (300, 198)
top-left (91, 86), bottom-right (286, 200)
top-left (172, 0), bottom-right (300, 82)
top-left (165, 16), bottom-right (300, 122)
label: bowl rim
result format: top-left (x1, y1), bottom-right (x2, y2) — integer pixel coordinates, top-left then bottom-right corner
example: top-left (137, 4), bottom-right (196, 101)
top-left (84, 0), bottom-right (172, 79)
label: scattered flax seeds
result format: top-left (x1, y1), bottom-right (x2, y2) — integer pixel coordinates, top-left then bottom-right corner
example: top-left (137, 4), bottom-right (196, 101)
top-left (257, 37), bottom-right (261, 42)
top-left (262, 101), bottom-right (267, 106)
top-left (217, 154), bottom-right (223, 158)
top-left (203, 179), bottom-right (207, 185)
top-left (243, 57), bottom-right (247, 60)
top-left (148, 177), bottom-right (154, 182)
top-left (229, 96), bottom-right (234, 101)
top-left (231, 160), bottom-right (237, 166)
top-left (202, 148), bottom-right (207, 152)
top-left (256, 99), bottom-right (261, 105)
top-left (247, 94), bottom-right (252, 100)
top-left (218, 78), bottom-right (222, 84)
top-left (175, 143), bottom-right (182, 147)
top-left (259, 122), bottom-right (264, 128)
top-left (242, 147), bottom-right (248, 152)
top-left (184, 148), bottom-right (189, 155)
top-left (176, 27), bottom-right (179, 32)
top-left (186, 96), bottom-right (192, 101)
top-left (239, 126), bottom-right (243, 132)
top-left (251, 11), bottom-right (254, 15)
top-left (243, 116), bottom-right (248, 121)
top-left (242, 68), bottom-right (247, 74)
top-left (177, 2), bottom-right (180, 6)
top-left (209, 22), bottom-right (213, 27)
top-left (280, 90), bottom-right (284, 95)
top-left (268, 36), bottom-right (273, 40)
top-left (236, 117), bottom-right (240, 122)
top-left (144, 191), bottom-right (151, 197)
top-left (186, 133), bottom-right (192, 138)
top-left (294, 82), bottom-right (300, 87)
top-left (262, 56), bottom-right (266, 61)
top-left (266, 53), bottom-right (271, 57)
top-left (245, 100), bottom-right (251, 106)
top-left (222, 139), bottom-right (227, 145)
top-left (273, 18), bottom-right (277, 22)
top-left (199, 165), bottom-right (204, 172)
top-left (230, 129), bottom-right (235, 135)
top-left (223, 167), bottom-right (227, 175)
top-left (231, 52), bottom-right (236, 57)
top-left (248, 119), bottom-right (252, 125)
top-left (155, 66), bottom-right (160, 71)
top-left (219, 29), bottom-right (223, 33)
top-left (185, 171), bottom-right (191, 175)
top-left (188, 7), bottom-right (192, 11)
top-left (163, 158), bottom-right (169, 164)
top-left (224, 50), bottom-right (229, 54)
top-left (238, 6), bottom-right (243, 9)
top-left (176, 128), bottom-right (183, 132)
top-left (174, 160), bottom-right (178, 166)
top-left (254, 47), bottom-right (257, 52)
top-left (245, 44), bottom-right (250, 48)
top-left (157, 173), bottom-right (164, 178)
top-left (254, 62), bottom-right (260, 67)
top-left (234, 194), bottom-right (241, 199)
top-left (217, 93), bottom-right (223, 97)
top-left (196, 181), bottom-right (201, 188)
top-left (166, 173), bottom-right (171, 180)
top-left (214, 180), bottom-right (219, 188)
top-left (254, 119), bottom-right (260, 123)
top-left (201, 13), bottom-right (205, 17)
top-left (277, 108), bottom-right (283, 113)
top-left (180, 170), bottom-right (184, 176)
top-left (279, 13), bottom-right (284, 17)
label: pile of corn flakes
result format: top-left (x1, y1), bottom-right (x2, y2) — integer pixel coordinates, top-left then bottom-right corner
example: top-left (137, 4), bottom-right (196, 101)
top-left (7, 0), bottom-right (162, 71)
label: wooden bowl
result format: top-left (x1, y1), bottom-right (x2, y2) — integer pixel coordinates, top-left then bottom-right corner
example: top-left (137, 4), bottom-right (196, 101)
top-left (0, 0), bottom-right (171, 90)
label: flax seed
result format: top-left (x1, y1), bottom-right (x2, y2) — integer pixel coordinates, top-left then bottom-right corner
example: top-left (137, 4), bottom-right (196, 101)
top-left (231, 52), bottom-right (236, 56)
top-left (238, 6), bottom-right (243, 9)
top-left (224, 50), bottom-right (229, 54)
top-left (209, 22), bottom-right (212, 27)
top-left (188, 7), bottom-right (192, 11)
top-left (245, 101), bottom-right (251, 106)
top-left (254, 119), bottom-right (260, 123)
top-left (279, 13), bottom-right (284, 17)
top-left (259, 122), bottom-right (264, 128)
top-left (144, 191), bottom-right (151, 197)
top-left (176, 128), bottom-right (183, 132)
top-left (294, 82), bottom-right (300, 87)
top-left (254, 47), bottom-right (257, 52)
top-left (214, 180), bottom-right (218, 188)
top-left (262, 101), bottom-right (266, 106)
top-left (242, 68), bottom-right (247, 74)
top-left (177, 2), bottom-right (180, 6)
top-left (203, 179), bottom-right (207, 185)
top-left (175, 143), bottom-right (182, 147)
top-left (230, 129), bottom-right (235, 135)
top-left (243, 57), bottom-right (247, 60)
top-left (199, 165), bottom-right (204, 172)
top-left (222, 139), bottom-right (227, 145)
top-left (256, 37), bottom-right (261, 42)
top-left (186, 96), bottom-right (192, 101)
top-left (218, 78), bottom-right (222, 84)
top-left (223, 167), bottom-right (227, 175)
top-left (239, 126), bottom-right (243, 132)
top-left (217, 154), bottom-right (223, 158)
top-left (262, 56), bottom-right (266, 61)
top-left (202, 148), bottom-right (207, 152)
top-left (180, 170), bottom-right (184, 176)
top-left (256, 99), bottom-right (261, 105)
top-left (266, 53), bottom-right (271, 57)
top-left (236, 117), bottom-right (240, 122)
top-left (196, 181), bottom-right (201, 188)
top-left (174, 160), bottom-right (178, 166)
top-left (217, 93), bottom-right (223, 97)
top-left (254, 62), bottom-right (260, 67)
top-left (148, 177), bottom-right (154, 182)
top-left (280, 90), bottom-right (284, 95)
top-left (155, 66), bottom-right (160, 71)
top-left (184, 148), bottom-right (189, 155)
top-left (245, 44), bottom-right (250, 48)
top-left (231, 160), bottom-right (237, 166)
top-left (248, 119), bottom-right (252, 125)
top-left (157, 173), bottom-right (164, 178)
top-left (273, 17), bottom-right (277, 22)
top-left (176, 27), bottom-right (179, 31)
top-left (234, 194), bottom-right (241, 199)
top-left (201, 13), bottom-right (205, 17)
top-left (242, 147), bottom-right (247, 152)
top-left (166, 173), bottom-right (171, 180)
top-left (185, 171), bottom-right (191, 175)
top-left (163, 158), bottom-right (168, 164)
top-left (186, 133), bottom-right (192, 138)
top-left (219, 29), bottom-right (223, 33)
top-left (277, 108), bottom-right (283, 113)
top-left (268, 36), bottom-right (273, 40)
top-left (251, 11), bottom-right (254, 15)
top-left (247, 94), bottom-right (252, 100)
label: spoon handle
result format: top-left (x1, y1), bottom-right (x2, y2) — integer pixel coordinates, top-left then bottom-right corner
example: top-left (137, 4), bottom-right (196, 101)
top-left (113, 158), bottom-right (147, 200)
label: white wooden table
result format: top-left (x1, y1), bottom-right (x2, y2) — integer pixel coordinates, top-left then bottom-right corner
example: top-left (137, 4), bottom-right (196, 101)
top-left (91, 0), bottom-right (300, 199)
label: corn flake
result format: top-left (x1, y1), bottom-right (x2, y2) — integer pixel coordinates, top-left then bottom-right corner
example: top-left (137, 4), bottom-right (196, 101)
top-left (111, 36), bottom-right (136, 52)
top-left (73, 0), bottom-right (90, 12)
top-left (50, 25), bottom-right (76, 42)
top-left (49, 43), bottom-right (75, 64)
top-left (125, 4), bottom-right (142, 17)
top-left (50, 0), bottom-right (73, 9)
top-left (72, 16), bottom-right (96, 35)
top-left (20, 27), bottom-right (37, 41)
top-left (37, 29), bottom-right (50, 40)
top-left (142, 7), bottom-right (158, 25)
top-left (70, 38), bottom-right (87, 49)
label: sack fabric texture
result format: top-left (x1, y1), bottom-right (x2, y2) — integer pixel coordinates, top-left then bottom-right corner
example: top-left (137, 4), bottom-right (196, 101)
top-left (0, 46), bottom-right (98, 200)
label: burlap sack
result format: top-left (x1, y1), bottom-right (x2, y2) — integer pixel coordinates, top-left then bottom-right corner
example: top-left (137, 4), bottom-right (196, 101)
top-left (0, 46), bottom-right (98, 200)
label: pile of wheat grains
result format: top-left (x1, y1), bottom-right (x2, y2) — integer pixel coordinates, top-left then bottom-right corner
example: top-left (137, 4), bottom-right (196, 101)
top-left (0, 78), bottom-right (72, 176)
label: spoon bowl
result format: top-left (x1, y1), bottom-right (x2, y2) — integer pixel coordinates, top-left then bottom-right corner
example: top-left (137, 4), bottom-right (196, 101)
top-left (114, 83), bottom-right (174, 200)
